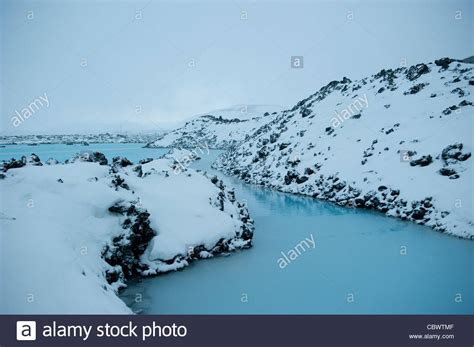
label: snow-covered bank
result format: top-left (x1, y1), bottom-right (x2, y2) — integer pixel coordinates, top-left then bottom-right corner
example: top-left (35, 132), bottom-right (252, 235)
top-left (214, 58), bottom-right (474, 239)
top-left (0, 151), bottom-right (253, 313)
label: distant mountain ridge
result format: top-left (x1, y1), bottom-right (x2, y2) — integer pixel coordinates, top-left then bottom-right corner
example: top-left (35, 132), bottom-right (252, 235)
top-left (0, 133), bottom-right (161, 145)
top-left (145, 104), bottom-right (284, 149)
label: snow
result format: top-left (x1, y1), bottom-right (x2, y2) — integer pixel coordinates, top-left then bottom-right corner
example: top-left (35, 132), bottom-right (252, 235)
top-left (0, 163), bottom-right (131, 313)
top-left (2, 56), bottom-right (471, 316)
top-left (212, 59), bottom-right (474, 238)
top-left (194, 104), bottom-right (284, 120)
top-left (124, 168), bottom-right (241, 261)
top-left (146, 105), bottom-right (284, 149)
top-left (0, 152), bottom-right (253, 313)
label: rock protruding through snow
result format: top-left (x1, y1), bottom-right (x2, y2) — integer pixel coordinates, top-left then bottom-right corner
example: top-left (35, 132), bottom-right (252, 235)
top-left (0, 150), bottom-right (254, 313)
top-left (214, 57), bottom-right (474, 238)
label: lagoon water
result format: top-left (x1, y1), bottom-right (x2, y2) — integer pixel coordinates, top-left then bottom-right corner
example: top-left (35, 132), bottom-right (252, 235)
top-left (2, 144), bottom-right (473, 314)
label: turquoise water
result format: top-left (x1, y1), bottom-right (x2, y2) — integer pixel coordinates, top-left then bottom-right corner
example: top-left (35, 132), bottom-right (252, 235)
top-left (123, 151), bottom-right (474, 314)
top-left (2, 144), bottom-right (472, 314)
top-left (0, 143), bottom-right (168, 163)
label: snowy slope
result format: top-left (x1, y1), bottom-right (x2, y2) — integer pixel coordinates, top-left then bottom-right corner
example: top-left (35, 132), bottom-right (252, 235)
top-left (215, 58), bottom-right (474, 238)
top-left (145, 105), bottom-right (283, 149)
top-left (0, 151), bottom-right (253, 313)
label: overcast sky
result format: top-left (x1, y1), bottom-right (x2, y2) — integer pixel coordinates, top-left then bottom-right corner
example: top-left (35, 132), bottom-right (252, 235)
top-left (1, 0), bottom-right (472, 134)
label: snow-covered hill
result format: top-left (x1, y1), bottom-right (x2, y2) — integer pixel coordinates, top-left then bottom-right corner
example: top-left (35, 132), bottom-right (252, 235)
top-left (214, 57), bottom-right (474, 238)
top-left (0, 151), bottom-right (253, 313)
top-left (145, 105), bottom-right (284, 149)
